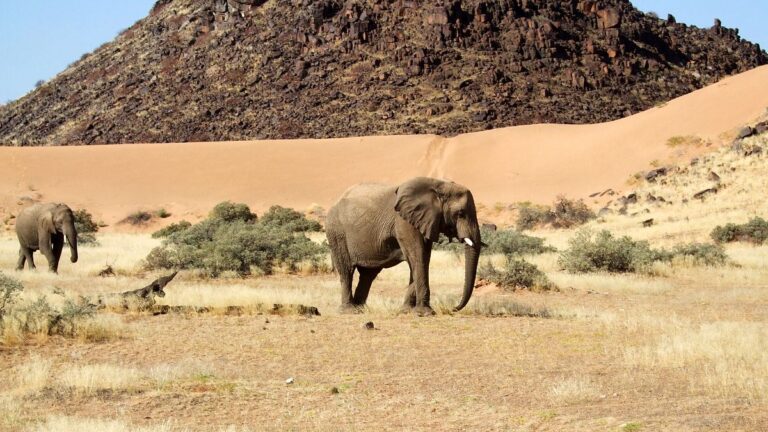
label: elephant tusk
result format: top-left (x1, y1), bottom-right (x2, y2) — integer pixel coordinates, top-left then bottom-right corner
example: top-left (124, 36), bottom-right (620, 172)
top-left (463, 238), bottom-right (474, 247)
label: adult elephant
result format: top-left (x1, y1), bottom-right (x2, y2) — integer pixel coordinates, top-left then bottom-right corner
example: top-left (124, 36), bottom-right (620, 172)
top-left (15, 203), bottom-right (78, 273)
top-left (326, 177), bottom-right (482, 315)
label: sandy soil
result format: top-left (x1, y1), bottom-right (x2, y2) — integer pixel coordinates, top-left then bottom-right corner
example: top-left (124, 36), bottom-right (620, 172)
top-left (1, 66), bottom-right (767, 228)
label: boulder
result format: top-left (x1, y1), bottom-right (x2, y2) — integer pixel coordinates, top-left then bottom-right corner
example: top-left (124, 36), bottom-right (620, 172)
top-left (597, 8), bottom-right (621, 30)
top-left (737, 126), bottom-right (755, 140)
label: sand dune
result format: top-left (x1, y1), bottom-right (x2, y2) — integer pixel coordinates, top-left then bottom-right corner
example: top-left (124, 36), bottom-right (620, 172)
top-left (2, 66), bottom-right (768, 227)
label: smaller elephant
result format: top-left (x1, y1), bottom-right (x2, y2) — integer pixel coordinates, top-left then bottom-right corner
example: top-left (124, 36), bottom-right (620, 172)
top-left (15, 203), bottom-right (79, 273)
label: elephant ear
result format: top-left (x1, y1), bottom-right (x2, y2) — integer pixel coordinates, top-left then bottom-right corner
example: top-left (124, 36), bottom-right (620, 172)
top-left (394, 179), bottom-right (442, 242)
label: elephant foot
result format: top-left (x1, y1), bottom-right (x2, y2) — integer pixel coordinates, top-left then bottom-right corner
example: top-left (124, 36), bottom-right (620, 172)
top-left (399, 305), bottom-right (436, 317)
top-left (339, 303), bottom-right (365, 314)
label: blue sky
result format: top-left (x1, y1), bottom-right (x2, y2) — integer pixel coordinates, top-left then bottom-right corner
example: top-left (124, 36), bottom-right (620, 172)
top-left (0, 1), bottom-right (766, 103)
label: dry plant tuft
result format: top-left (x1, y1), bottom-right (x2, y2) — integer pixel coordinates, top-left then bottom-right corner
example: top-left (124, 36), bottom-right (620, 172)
top-left (30, 416), bottom-right (176, 432)
top-left (75, 314), bottom-right (128, 342)
top-left (625, 322), bottom-right (768, 400)
top-left (14, 355), bottom-right (52, 394)
top-left (58, 364), bottom-right (143, 395)
top-left (548, 376), bottom-right (603, 404)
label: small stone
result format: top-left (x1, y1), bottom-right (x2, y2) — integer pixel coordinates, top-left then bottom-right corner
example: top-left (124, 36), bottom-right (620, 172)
top-left (362, 321), bottom-right (375, 330)
top-left (285, 377), bottom-right (294, 385)
top-left (330, 386), bottom-right (340, 394)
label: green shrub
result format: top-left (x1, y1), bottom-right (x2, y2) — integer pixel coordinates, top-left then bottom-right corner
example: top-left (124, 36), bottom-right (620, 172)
top-left (73, 209), bottom-right (99, 245)
top-left (435, 227), bottom-right (555, 256)
top-left (0, 272), bottom-right (23, 319)
top-left (560, 230), bottom-right (729, 274)
top-left (558, 230), bottom-right (659, 273)
top-left (550, 196), bottom-right (596, 228)
top-left (516, 197), bottom-right (595, 231)
top-left (152, 220), bottom-right (192, 238)
top-left (711, 217), bottom-right (768, 244)
top-left (210, 201), bottom-right (256, 223)
top-left (145, 202), bottom-right (326, 277)
top-left (260, 205), bottom-right (322, 232)
top-left (665, 243), bottom-right (728, 266)
top-left (154, 208), bottom-right (172, 218)
top-left (516, 203), bottom-right (551, 231)
top-left (478, 257), bottom-right (556, 291)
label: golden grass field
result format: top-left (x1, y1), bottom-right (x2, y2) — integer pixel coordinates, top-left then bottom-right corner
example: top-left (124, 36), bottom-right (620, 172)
top-left (1, 139), bottom-right (768, 431)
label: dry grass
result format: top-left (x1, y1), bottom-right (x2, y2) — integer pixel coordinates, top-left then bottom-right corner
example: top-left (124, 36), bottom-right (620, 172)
top-left (58, 363), bottom-right (143, 395)
top-left (30, 416), bottom-right (176, 432)
top-left (548, 376), bottom-right (603, 404)
top-left (74, 314), bottom-right (127, 342)
top-left (13, 356), bottom-right (52, 394)
top-left (625, 322), bottom-right (768, 400)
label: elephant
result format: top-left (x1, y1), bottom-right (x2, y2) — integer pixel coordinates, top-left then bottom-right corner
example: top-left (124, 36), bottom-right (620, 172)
top-left (15, 203), bottom-right (79, 273)
top-left (326, 177), bottom-right (482, 315)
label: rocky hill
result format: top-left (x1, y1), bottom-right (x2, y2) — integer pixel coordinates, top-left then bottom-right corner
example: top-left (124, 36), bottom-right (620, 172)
top-left (1, 0), bottom-right (765, 145)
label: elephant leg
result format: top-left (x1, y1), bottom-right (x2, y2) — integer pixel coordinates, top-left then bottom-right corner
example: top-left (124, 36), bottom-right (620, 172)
top-left (401, 242), bottom-right (434, 316)
top-left (402, 274), bottom-right (416, 308)
top-left (23, 248), bottom-right (36, 270)
top-left (50, 233), bottom-right (64, 273)
top-left (352, 267), bottom-right (381, 306)
top-left (329, 234), bottom-right (357, 313)
top-left (16, 249), bottom-right (26, 270)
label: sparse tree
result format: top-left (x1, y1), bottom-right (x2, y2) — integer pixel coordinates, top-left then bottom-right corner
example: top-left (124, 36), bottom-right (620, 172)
top-left (34, 79), bottom-right (45, 88)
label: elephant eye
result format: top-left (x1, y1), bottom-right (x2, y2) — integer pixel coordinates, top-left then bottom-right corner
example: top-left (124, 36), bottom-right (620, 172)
top-left (456, 210), bottom-right (465, 219)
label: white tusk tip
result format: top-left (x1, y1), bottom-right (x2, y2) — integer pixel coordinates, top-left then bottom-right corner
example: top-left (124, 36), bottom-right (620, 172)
top-left (463, 238), bottom-right (474, 247)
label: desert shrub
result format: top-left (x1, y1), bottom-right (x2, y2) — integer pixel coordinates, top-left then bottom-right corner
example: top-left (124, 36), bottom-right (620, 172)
top-left (121, 210), bottom-right (153, 225)
top-left (558, 230), bottom-right (659, 273)
top-left (711, 217), bottom-right (768, 244)
top-left (478, 257), bottom-right (555, 291)
top-left (550, 196), bottom-right (596, 228)
top-left (145, 202), bottom-right (326, 277)
top-left (516, 203), bottom-right (551, 231)
top-left (665, 243), bottom-right (728, 266)
top-left (152, 220), bottom-right (191, 238)
top-left (259, 205), bottom-right (322, 232)
top-left (435, 227), bottom-right (555, 256)
top-left (73, 209), bottom-right (99, 245)
top-left (153, 208), bottom-right (172, 218)
top-left (516, 197), bottom-right (595, 231)
top-left (210, 201), bottom-right (256, 223)
top-left (560, 230), bottom-right (728, 274)
top-left (0, 272), bottom-right (23, 319)
top-left (1, 291), bottom-right (110, 344)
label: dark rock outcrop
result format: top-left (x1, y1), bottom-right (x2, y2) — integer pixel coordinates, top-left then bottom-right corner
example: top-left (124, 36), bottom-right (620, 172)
top-left (0, 0), bottom-right (766, 145)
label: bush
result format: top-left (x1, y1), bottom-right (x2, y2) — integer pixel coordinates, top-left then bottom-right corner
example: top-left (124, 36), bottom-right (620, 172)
top-left (154, 208), bottom-right (172, 218)
top-left (435, 227), bottom-right (555, 256)
top-left (0, 272), bottom-right (23, 319)
top-left (145, 202), bottom-right (327, 277)
top-left (1, 295), bottom-right (103, 343)
top-left (558, 230), bottom-right (659, 273)
top-left (478, 257), bottom-right (555, 291)
top-left (560, 230), bottom-right (729, 274)
top-left (210, 201), bottom-right (256, 223)
top-left (516, 197), bottom-right (595, 231)
top-left (152, 220), bottom-right (191, 238)
top-left (121, 210), bottom-right (153, 225)
top-left (516, 203), bottom-right (551, 231)
top-left (73, 209), bottom-right (99, 245)
top-left (260, 205), bottom-right (322, 232)
top-left (665, 243), bottom-right (728, 266)
top-left (711, 217), bottom-right (768, 244)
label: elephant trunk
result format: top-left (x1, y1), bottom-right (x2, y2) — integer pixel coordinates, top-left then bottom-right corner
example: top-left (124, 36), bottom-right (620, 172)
top-left (64, 223), bottom-right (78, 263)
top-left (454, 221), bottom-right (481, 312)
